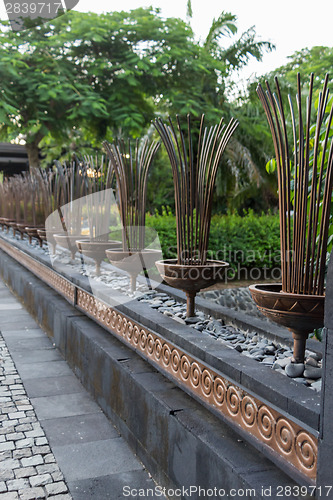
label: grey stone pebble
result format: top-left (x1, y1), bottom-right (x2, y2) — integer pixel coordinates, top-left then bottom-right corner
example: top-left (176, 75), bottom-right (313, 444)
top-left (150, 301), bottom-right (163, 308)
top-left (305, 357), bottom-right (319, 367)
top-left (309, 352), bottom-right (322, 361)
top-left (311, 380), bottom-right (322, 391)
top-left (249, 348), bottom-right (265, 356)
top-left (164, 300), bottom-right (176, 306)
top-left (172, 316), bottom-right (186, 325)
top-left (303, 366), bottom-right (322, 380)
top-left (234, 345), bottom-right (243, 352)
top-left (261, 356), bottom-right (276, 365)
top-left (273, 366), bottom-right (286, 375)
top-left (185, 316), bottom-right (202, 324)
top-left (285, 363), bottom-right (305, 378)
top-left (194, 324), bottom-right (205, 332)
top-left (273, 357), bottom-right (291, 369)
top-left (225, 334), bottom-right (238, 341)
top-left (291, 377), bottom-right (308, 385)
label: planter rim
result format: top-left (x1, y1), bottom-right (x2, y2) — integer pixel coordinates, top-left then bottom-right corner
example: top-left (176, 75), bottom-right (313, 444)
top-left (249, 283), bottom-right (325, 300)
top-left (156, 258), bottom-right (229, 270)
top-left (107, 248), bottom-right (161, 256)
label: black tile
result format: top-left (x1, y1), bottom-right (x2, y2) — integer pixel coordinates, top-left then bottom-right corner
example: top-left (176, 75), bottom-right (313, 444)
top-left (41, 413), bottom-right (119, 446)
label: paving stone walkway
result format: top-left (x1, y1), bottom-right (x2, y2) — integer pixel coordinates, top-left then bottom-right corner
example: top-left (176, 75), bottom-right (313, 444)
top-left (0, 279), bottom-right (164, 499)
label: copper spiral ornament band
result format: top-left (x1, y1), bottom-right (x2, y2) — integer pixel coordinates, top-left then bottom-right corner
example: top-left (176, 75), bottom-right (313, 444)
top-left (0, 236), bottom-right (318, 482)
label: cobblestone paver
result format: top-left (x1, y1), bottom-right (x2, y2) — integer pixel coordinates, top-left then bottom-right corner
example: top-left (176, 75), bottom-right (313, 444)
top-left (0, 332), bottom-right (72, 499)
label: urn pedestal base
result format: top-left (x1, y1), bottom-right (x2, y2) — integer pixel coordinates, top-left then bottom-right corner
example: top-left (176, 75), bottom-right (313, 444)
top-left (155, 259), bottom-right (229, 318)
top-left (249, 283), bottom-right (324, 363)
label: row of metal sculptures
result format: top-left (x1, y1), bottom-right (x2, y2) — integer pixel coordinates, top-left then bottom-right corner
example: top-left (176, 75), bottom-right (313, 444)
top-left (0, 74), bottom-right (332, 365)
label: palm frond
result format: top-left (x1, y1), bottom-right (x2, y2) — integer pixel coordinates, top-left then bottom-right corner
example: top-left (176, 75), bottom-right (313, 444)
top-left (204, 11), bottom-right (237, 50)
top-left (221, 27), bottom-right (275, 71)
top-left (186, 0), bottom-right (193, 20)
top-left (226, 137), bottom-right (262, 191)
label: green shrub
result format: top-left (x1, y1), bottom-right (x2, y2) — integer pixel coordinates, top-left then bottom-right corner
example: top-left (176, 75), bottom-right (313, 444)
top-left (146, 208), bottom-right (281, 270)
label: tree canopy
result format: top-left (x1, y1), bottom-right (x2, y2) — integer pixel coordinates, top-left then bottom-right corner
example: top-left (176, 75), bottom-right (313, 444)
top-left (0, 8), bottom-right (227, 166)
top-left (0, 7), bottom-right (275, 170)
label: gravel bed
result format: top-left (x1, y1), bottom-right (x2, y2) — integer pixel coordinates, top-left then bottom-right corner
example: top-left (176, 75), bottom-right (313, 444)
top-left (137, 289), bottom-right (322, 392)
top-left (200, 287), bottom-right (269, 321)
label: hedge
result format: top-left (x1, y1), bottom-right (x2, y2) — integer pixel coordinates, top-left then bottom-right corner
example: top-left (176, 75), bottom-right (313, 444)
top-left (146, 208), bottom-right (281, 270)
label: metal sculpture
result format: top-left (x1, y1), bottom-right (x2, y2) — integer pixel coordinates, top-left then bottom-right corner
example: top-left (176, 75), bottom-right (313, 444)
top-left (52, 158), bottom-right (89, 260)
top-left (36, 167), bottom-right (63, 253)
top-left (0, 179), bottom-right (15, 231)
top-left (75, 155), bottom-right (120, 276)
top-left (0, 172), bottom-right (44, 245)
top-left (250, 73), bottom-right (333, 363)
top-left (153, 114), bottom-right (238, 316)
top-left (23, 172), bottom-right (44, 246)
top-left (103, 137), bottom-right (161, 291)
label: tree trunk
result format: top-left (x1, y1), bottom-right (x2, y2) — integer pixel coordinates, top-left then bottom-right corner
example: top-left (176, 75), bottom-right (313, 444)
top-left (25, 138), bottom-right (41, 169)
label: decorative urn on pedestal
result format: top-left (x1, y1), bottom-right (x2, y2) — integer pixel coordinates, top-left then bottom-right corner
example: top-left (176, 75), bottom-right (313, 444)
top-left (250, 73), bottom-right (333, 363)
top-left (103, 137), bottom-right (161, 292)
top-left (153, 114), bottom-right (238, 317)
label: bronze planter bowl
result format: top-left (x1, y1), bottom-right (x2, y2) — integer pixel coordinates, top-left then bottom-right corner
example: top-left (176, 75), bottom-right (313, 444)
top-left (25, 226), bottom-right (45, 247)
top-left (54, 233), bottom-right (89, 260)
top-left (155, 259), bottom-right (229, 317)
top-left (2, 218), bottom-right (15, 233)
top-left (16, 222), bottom-right (29, 240)
top-left (106, 248), bottom-right (161, 292)
top-left (8, 220), bottom-right (19, 236)
top-left (249, 283), bottom-right (324, 363)
top-left (9, 221), bottom-right (19, 237)
top-left (37, 229), bottom-right (56, 255)
top-left (38, 229), bottom-right (58, 255)
top-left (75, 240), bottom-right (122, 276)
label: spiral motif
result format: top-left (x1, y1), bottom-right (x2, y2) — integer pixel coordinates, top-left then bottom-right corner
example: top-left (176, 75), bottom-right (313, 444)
top-left (240, 395), bottom-right (257, 427)
top-left (100, 307), bottom-right (106, 323)
top-left (95, 300), bottom-right (104, 315)
top-left (201, 369), bottom-right (213, 397)
top-left (275, 419), bottom-right (295, 454)
top-left (116, 315), bottom-right (123, 334)
top-left (180, 355), bottom-right (191, 381)
top-left (226, 386), bottom-right (241, 416)
top-left (258, 406), bottom-right (275, 440)
top-left (111, 311), bottom-right (117, 329)
top-left (133, 325), bottom-right (140, 345)
top-left (213, 377), bottom-right (226, 406)
top-left (295, 432), bottom-right (317, 470)
top-left (140, 329), bottom-right (147, 349)
top-left (154, 338), bottom-right (163, 360)
top-left (171, 349), bottom-right (180, 372)
top-left (88, 297), bottom-right (94, 313)
top-left (162, 344), bottom-right (171, 367)
top-left (146, 334), bottom-right (155, 355)
top-left (105, 310), bottom-right (112, 326)
top-left (120, 318), bottom-right (127, 336)
top-left (190, 362), bottom-right (201, 388)
top-left (126, 321), bottom-right (133, 340)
